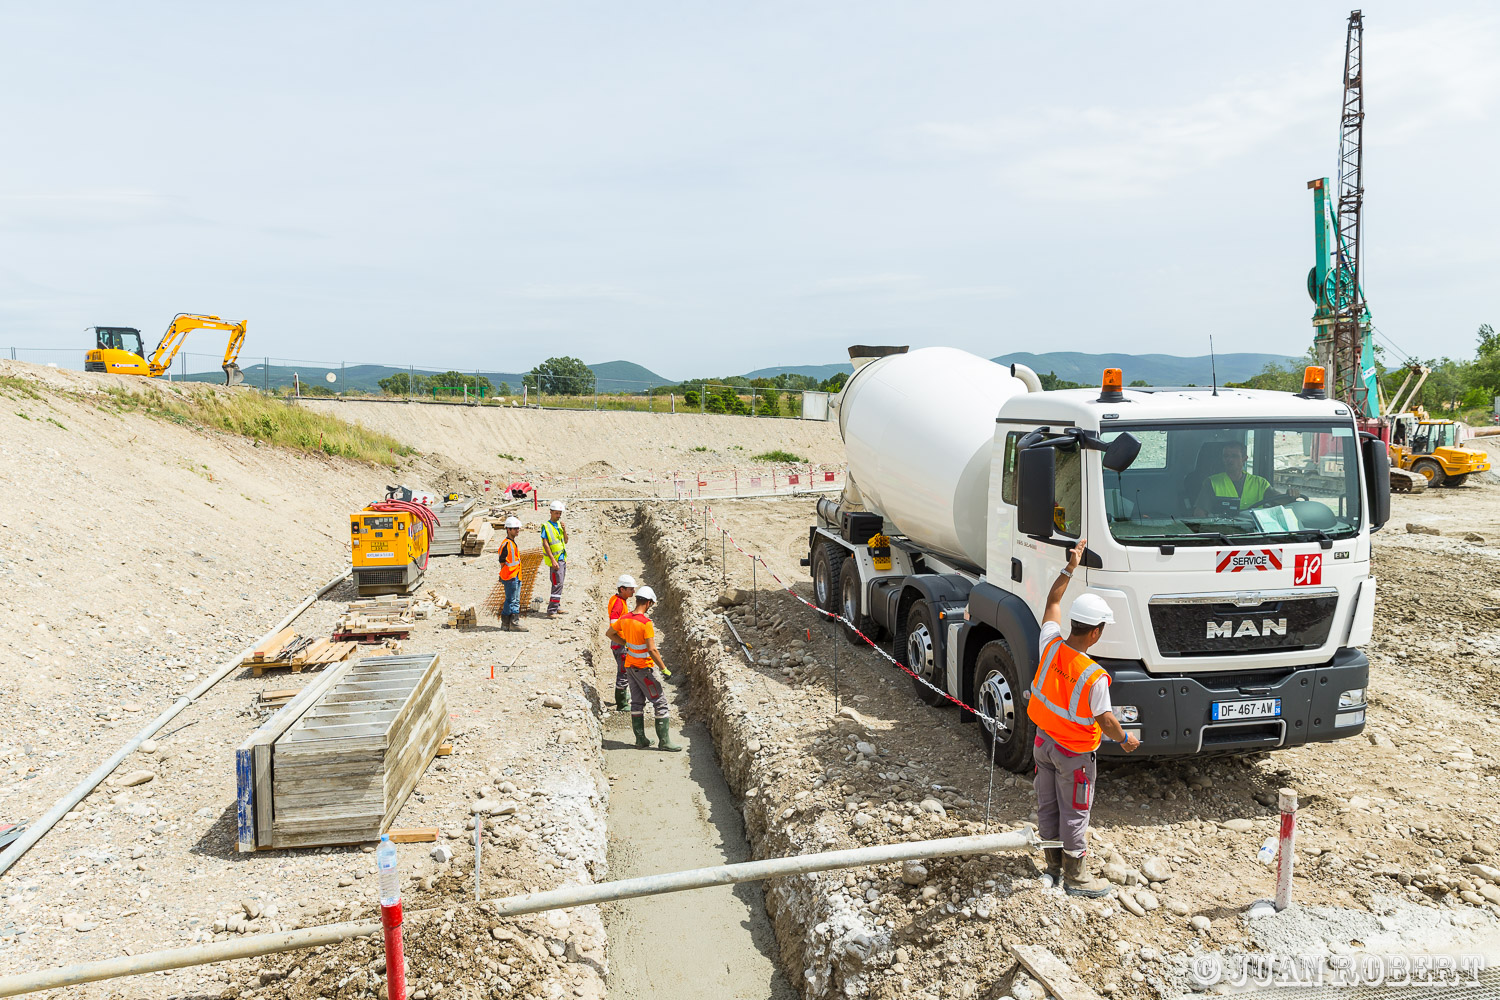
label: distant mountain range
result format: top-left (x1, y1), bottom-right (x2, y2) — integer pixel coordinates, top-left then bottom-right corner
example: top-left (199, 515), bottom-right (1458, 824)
top-left (741, 351), bottom-right (1300, 387)
top-left (186, 359), bottom-right (673, 393)
top-left (190, 351), bottom-right (1300, 393)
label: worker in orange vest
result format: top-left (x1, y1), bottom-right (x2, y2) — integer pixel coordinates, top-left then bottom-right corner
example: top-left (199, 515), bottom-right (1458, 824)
top-left (497, 516), bottom-right (526, 632)
top-left (604, 587), bottom-right (682, 752)
top-left (1027, 537), bottom-right (1139, 897)
top-left (607, 574), bottom-right (637, 711)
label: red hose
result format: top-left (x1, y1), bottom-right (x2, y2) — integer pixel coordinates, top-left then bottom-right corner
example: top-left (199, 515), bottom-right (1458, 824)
top-left (367, 501), bottom-right (440, 571)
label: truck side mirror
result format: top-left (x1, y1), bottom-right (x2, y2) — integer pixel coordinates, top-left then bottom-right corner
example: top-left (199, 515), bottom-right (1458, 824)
top-left (1360, 433), bottom-right (1391, 530)
top-left (1017, 446), bottom-right (1057, 537)
top-left (1102, 432), bottom-right (1141, 472)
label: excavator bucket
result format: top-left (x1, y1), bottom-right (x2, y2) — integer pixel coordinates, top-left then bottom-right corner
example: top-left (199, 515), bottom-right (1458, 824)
top-left (223, 362), bottom-right (244, 387)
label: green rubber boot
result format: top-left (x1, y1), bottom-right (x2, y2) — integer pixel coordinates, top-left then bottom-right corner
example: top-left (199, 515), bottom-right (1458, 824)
top-left (654, 717), bottom-right (683, 752)
top-left (615, 687), bottom-right (629, 712)
top-left (631, 715), bottom-right (652, 749)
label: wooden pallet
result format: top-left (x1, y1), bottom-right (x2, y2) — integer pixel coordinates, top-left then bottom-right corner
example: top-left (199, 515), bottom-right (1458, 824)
top-left (250, 639), bottom-right (359, 676)
top-left (332, 628), bottom-right (411, 643)
top-left (236, 653), bottom-right (448, 851)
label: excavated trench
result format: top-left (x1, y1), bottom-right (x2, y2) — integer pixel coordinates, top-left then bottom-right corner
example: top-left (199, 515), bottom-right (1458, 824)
top-left (591, 505), bottom-right (795, 1000)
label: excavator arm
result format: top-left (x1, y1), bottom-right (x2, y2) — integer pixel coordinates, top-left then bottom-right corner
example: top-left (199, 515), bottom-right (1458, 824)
top-left (146, 313), bottom-right (249, 385)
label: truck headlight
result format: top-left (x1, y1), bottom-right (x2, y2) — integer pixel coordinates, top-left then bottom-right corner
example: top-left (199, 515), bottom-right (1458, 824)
top-left (1115, 705), bottom-right (1139, 724)
top-left (1337, 688), bottom-right (1365, 709)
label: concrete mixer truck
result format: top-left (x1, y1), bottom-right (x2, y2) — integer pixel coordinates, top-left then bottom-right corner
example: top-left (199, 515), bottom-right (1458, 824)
top-left (806, 345), bottom-right (1390, 772)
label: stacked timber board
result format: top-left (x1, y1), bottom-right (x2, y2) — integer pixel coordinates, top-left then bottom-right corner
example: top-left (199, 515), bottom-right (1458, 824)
top-left (235, 653), bottom-right (448, 851)
top-left (428, 499), bottom-right (479, 557)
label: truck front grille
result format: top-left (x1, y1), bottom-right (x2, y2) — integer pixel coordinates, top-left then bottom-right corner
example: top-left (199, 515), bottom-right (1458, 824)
top-left (1149, 588), bottom-right (1338, 657)
top-left (84, 362), bottom-right (106, 373)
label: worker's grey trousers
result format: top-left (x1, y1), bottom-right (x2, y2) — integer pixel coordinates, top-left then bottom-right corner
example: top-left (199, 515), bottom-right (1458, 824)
top-left (612, 646), bottom-right (628, 692)
top-left (626, 667), bottom-right (670, 719)
top-left (547, 560), bottom-right (566, 613)
top-left (1033, 731), bottom-right (1096, 856)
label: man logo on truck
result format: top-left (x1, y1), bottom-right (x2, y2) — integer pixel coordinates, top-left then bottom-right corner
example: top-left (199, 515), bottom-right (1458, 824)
top-left (1206, 618), bottom-right (1288, 639)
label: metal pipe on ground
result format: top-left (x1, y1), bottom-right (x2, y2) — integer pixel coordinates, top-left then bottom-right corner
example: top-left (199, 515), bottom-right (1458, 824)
top-left (0, 567), bottom-right (353, 880)
top-left (0, 830), bottom-right (1035, 997)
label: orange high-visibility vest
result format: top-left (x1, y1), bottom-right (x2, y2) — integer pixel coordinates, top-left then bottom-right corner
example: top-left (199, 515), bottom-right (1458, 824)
top-left (614, 612), bottom-right (655, 669)
top-left (1026, 635), bottom-right (1110, 753)
top-left (498, 537), bottom-right (521, 581)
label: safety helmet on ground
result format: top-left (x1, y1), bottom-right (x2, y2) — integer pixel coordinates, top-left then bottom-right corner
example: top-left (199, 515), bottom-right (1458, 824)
top-left (636, 586), bottom-right (657, 602)
top-left (549, 500), bottom-right (566, 512)
top-left (617, 574), bottom-right (637, 589)
top-left (503, 516), bottom-right (521, 529)
top-left (1069, 593), bottom-right (1115, 627)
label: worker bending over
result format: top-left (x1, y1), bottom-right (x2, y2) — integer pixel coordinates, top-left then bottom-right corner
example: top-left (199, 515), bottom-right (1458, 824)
top-left (496, 516), bottom-right (527, 632)
top-left (608, 574), bottom-right (637, 711)
top-left (1028, 538), bottom-right (1139, 897)
top-left (540, 500), bottom-right (568, 616)
top-left (604, 586), bottom-right (682, 752)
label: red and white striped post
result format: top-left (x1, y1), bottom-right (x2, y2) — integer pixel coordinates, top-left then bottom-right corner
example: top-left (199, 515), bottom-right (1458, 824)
top-left (532, 489), bottom-right (538, 511)
top-left (381, 898), bottom-right (407, 1000)
top-left (1275, 787), bottom-right (1297, 911)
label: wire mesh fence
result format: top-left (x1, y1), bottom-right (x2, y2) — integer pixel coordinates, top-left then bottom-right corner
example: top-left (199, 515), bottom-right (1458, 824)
top-left (5, 348), bottom-right (835, 420)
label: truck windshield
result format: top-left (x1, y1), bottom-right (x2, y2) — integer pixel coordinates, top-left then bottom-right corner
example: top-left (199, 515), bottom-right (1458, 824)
top-left (1099, 421), bottom-right (1363, 545)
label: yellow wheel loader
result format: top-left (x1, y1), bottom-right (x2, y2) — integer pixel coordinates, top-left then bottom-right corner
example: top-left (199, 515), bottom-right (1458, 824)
top-left (84, 313), bottom-right (248, 386)
top-left (1389, 414), bottom-right (1491, 487)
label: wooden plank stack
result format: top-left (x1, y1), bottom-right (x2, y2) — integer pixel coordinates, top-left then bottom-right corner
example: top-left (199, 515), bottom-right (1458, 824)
top-left (460, 518), bottom-right (494, 556)
top-left (447, 604), bottom-right (478, 627)
top-left (236, 652), bottom-right (448, 851)
top-left (241, 630), bottom-right (359, 675)
top-left (428, 498), bottom-right (479, 557)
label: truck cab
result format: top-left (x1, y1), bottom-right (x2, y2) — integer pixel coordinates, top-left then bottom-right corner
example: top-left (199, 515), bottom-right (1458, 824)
top-left (811, 355), bottom-right (1390, 773)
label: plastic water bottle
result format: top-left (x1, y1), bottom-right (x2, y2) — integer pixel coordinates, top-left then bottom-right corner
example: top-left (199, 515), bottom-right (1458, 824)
top-left (377, 834), bottom-right (400, 905)
top-left (1257, 836), bottom-right (1277, 866)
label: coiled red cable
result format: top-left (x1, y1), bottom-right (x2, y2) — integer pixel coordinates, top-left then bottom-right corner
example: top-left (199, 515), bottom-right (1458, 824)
top-left (366, 500), bottom-right (440, 571)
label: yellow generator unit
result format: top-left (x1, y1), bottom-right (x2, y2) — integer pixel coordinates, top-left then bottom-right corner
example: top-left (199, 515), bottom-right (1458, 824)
top-left (350, 503), bottom-right (432, 597)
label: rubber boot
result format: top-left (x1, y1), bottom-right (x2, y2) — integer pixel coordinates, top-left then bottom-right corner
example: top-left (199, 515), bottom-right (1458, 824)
top-left (614, 687), bottom-right (629, 712)
top-left (508, 615), bottom-right (528, 633)
top-left (500, 614), bottom-right (512, 631)
top-left (1042, 847), bottom-right (1063, 884)
top-left (654, 717), bottom-right (683, 752)
top-left (1062, 853), bottom-right (1112, 898)
top-left (631, 716), bottom-right (652, 749)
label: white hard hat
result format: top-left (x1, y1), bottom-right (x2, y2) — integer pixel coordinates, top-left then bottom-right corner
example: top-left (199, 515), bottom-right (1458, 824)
top-left (549, 500), bottom-right (566, 512)
top-left (1069, 593), bottom-right (1115, 627)
top-left (504, 516), bottom-right (521, 529)
top-left (617, 574), bottom-right (637, 589)
top-left (636, 586), bottom-right (657, 602)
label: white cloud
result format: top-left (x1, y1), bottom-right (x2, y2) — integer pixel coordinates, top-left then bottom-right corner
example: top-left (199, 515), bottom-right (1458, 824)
top-left (0, 190), bottom-right (194, 231)
top-left (807, 273), bottom-right (1012, 302)
top-left (919, 14), bottom-right (1500, 201)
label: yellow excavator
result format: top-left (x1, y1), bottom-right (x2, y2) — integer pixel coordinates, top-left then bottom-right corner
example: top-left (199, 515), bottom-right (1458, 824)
top-left (84, 313), bottom-right (249, 386)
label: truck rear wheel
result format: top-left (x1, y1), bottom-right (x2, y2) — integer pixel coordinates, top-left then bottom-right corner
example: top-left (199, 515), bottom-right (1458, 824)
top-left (839, 556), bottom-right (878, 645)
top-left (972, 639), bottom-right (1034, 772)
top-left (811, 541), bottom-right (844, 613)
top-left (904, 600), bottom-right (947, 706)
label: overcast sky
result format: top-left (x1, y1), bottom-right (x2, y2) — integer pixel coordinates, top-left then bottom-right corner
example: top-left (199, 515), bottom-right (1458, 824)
top-left (1, 2), bottom-right (1495, 380)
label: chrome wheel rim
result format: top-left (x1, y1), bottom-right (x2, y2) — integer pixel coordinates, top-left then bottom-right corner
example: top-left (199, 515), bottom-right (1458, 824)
top-left (907, 623), bottom-right (936, 682)
top-left (979, 669), bottom-right (1016, 739)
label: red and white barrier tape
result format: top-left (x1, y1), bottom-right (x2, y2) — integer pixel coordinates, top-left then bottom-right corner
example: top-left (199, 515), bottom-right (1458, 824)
top-left (682, 504), bottom-right (1002, 730)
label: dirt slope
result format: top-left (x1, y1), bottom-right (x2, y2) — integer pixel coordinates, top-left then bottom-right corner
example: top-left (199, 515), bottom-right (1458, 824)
top-left (299, 398), bottom-right (844, 482)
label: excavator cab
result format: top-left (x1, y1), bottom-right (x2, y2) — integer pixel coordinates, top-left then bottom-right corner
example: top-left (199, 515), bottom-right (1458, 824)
top-left (85, 327), bottom-right (148, 374)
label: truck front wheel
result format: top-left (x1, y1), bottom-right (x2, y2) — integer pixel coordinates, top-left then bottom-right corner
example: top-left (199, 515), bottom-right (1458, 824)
top-left (904, 600), bottom-right (947, 706)
top-left (972, 639), bottom-right (1035, 772)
